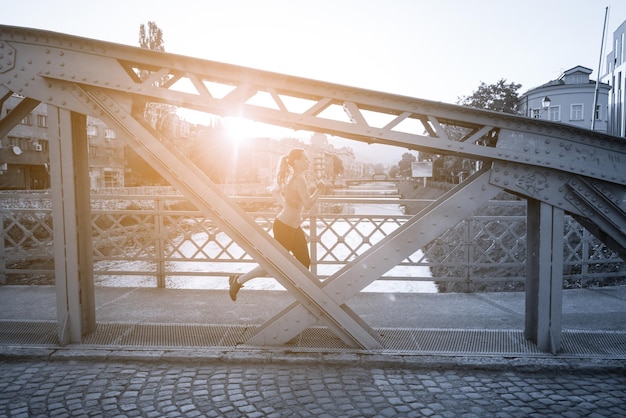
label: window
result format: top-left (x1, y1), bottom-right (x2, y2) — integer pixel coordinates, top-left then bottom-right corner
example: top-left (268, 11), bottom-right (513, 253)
top-left (87, 125), bottom-right (98, 138)
top-left (532, 109), bottom-right (540, 118)
top-left (569, 74), bottom-right (585, 84)
top-left (21, 114), bottom-right (32, 125)
top-left (548, 106), bottom-right (560, 122)
top-left (37, 114), bottom-right (47, 128)
top-left (595, 104), bottom-right (602, 120)
top-left (104, 171), bottom-right (119, 188)
top-left (570, 104), bottom-right (584, 121)
top-left (619, 32), bottom-right (624, 64)
top-left (104, 129), bottom-right (116, 140)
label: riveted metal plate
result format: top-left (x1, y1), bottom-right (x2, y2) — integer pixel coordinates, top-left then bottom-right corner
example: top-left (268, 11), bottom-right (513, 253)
top-left (490, 161), bottom-right (582, 214)
top-left (0, 41), bottom-right (16, 73)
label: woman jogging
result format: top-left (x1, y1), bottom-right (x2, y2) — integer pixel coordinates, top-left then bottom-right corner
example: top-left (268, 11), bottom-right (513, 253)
top-left (229, 148), bottom-right (325, 301)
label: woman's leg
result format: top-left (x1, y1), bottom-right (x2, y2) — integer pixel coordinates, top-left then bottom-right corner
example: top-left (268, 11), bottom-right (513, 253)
top-left (273, 219), bottom-right (310, 267)
top-left (290, 226), bottom-right (311, 268)
top-left (230, 219), bottom-right (311, 301)
top-left (230, 219), bottom-right (286, 301)
top-left (237, 265), bottom-right (267, 285)
top-left (229, 264), bottom-right (267, 302)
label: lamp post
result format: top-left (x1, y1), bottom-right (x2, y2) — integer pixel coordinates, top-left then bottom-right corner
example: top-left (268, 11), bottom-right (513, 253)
top-left (541, 96), bottom-right (551, 119)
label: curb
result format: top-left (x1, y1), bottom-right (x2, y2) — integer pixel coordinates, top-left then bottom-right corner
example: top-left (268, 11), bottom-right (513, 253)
top-left (2, 345), bottom-right (625, 372)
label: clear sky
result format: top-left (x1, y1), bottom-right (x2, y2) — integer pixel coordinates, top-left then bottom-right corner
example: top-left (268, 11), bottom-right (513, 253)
top-left (2, 0), bottom-right (626, 163)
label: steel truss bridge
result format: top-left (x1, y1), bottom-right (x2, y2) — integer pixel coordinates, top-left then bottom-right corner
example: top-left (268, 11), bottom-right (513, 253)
top-left (1, 25), bottom-right (624, 354)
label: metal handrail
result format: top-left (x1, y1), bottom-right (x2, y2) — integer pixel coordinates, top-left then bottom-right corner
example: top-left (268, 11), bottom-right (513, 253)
top-left (1, 193), bottom-right (624, 287)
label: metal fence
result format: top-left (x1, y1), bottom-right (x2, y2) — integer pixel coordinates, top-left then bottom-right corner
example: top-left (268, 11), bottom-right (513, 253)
top-left (1, 192), bottom-right (624, 288)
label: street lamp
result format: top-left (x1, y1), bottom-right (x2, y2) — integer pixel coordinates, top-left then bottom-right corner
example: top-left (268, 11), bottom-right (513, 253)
top-left (541, 96), bottom-right (551, 110)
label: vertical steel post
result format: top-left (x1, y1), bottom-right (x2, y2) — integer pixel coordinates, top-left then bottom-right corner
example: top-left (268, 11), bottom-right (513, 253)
top-left (464, 220), bottom-right (472, 292)
top-left (0, 214), bottom-right (5, 284)
top-left (525, 199), bottom-right (564, 353)
top-left (156, 197), bottom-right (166, 288)
top-left (309, 206), bottom-right (318, 276)
top-left (48, 107), bottom-right (95, 344)
top-left (581, 227), bottom-right (590, 279)
top-left (72, 112), bottom-right (96, 334)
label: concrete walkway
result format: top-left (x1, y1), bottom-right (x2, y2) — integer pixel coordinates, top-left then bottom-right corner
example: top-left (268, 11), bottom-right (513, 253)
top-left (1, 284), bottom-right (626, 329)
top-left (1, 285), bottom-right (626, 357)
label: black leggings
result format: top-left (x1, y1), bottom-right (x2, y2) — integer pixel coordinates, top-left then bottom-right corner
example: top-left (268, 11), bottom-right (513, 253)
top-left (273, 219), bottom-right (310, 268)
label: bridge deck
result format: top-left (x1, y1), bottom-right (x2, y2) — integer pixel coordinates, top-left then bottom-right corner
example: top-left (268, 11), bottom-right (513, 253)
top-left (1, 286), bottom-right (625, 358)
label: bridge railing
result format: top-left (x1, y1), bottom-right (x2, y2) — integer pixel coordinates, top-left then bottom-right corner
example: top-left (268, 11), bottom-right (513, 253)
top-left (1, 192), bottom-right (624, 288)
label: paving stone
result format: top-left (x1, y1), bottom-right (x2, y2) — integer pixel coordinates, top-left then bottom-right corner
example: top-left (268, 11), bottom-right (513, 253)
top-left (0, 358), bottom-right (625, 416)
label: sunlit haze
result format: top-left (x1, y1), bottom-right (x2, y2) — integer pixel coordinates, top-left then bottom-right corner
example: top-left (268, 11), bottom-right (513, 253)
top-left (3, 0), bottom-right (624, 164)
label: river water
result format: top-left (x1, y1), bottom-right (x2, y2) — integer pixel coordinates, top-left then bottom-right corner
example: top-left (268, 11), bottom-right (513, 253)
top-left (96, 181), bottom-right (437, 293)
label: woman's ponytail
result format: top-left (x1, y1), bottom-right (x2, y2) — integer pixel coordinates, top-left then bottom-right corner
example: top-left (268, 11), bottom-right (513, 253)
top-left (275, 148), bottom-right (304, 194)
top-left (276, 155), bottom-right (292, 193)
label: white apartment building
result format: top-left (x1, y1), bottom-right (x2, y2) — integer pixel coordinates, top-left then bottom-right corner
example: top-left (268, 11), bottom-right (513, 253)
top-left (519, 66), bottom-right (610, 133)
top-left (601, 19), bottom-right (626, 137)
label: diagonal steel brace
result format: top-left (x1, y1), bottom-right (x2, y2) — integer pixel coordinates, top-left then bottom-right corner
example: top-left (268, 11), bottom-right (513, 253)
top-left (70, 84), bottom-right (382, 349)
top-left (250, 168), bottom-right (503, 345)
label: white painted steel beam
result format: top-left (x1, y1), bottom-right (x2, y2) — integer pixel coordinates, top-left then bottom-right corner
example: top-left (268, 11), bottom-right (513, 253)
top-left (525, 200), bottom-right (564, 354)
top-left (69, 85), bottom-right (382, 349)
top-left (1, 26), bottom-right (623, 186)
top-left (251, 168), bottom-right (503, 345)
top-left (490, 162), bottom-right (626, 252)
top-left (47, 107), bottom-right (95, 344)
top-left (0, 96), bottom-right (40, 139)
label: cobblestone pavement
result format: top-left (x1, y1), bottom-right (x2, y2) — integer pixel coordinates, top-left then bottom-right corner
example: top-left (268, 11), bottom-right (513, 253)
top-left (1, 358), bottom-right (625, 417)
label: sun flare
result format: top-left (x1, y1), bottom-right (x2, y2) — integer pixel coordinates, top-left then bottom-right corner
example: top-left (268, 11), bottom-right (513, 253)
top-left (224, 117), bottom-right (303, 143)
top-left (224, 117), bottom-right (257, 143)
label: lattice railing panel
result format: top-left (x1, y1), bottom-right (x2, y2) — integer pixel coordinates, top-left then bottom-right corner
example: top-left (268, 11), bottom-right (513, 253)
top-left (1, 211), bottom-right (54, 259)
top-left (470, 217), bottom-right (526, 266)
top-left (314, 215), bottom-right (406, 263)
top-left (92, 212), bottom-right (159, 259)
top-left (161, 214), bottom-right (274, 261)
top-left (2, 195), bottom-right (624, 286)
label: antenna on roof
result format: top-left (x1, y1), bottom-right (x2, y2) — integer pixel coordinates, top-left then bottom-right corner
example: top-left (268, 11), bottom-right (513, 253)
top-left (592, 6), bottom-right (609, 130)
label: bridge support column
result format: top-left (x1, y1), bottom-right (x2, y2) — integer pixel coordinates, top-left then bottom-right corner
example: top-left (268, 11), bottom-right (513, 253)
top-left (525, 199), bottom-right (564, 354)
top-left (48, 107), bottom-right (95, 345)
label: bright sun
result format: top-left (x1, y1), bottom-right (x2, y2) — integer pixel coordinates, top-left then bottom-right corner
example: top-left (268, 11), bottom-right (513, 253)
top-left (224, 117), bottom-right (256, 142)
top-left (224, 117), bottom-right (302, 142)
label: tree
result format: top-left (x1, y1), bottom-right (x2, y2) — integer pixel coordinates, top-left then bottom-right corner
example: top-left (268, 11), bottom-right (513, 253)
top-left (139, 21), bottom-right (165, 52)
top-left (125, 21), bottom-right (174, 186)
top-left (427, 79), bottom-right (523, 185)
top-left (388, 165), bottom-right (399, 179)
top-left (397, 152), bottom-right (416, 178)
top-left (331, 154), bottom-right (344, 181)
top-left (138, 21), bottom-right (176, 130)
top-left (457, 79), bottom-right (521, 114)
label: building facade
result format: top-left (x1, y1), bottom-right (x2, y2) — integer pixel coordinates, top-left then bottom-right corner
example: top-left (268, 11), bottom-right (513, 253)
top-left (0, 95), bottom-right (50, 189)
top-left (1, 94), bottom-right (126, 190)
top-left (601, 19), bottom-right (626, 137)
top-left (518, 66), bottom-right (610, 133)
top-left (2, 93), bottom-right (357, 191)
